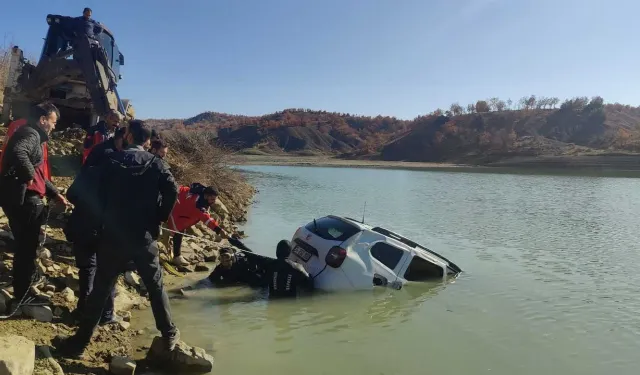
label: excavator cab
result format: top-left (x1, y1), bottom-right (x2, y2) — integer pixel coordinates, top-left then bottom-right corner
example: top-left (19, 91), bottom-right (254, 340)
top-left (1, 14), bottom-right (132, 129)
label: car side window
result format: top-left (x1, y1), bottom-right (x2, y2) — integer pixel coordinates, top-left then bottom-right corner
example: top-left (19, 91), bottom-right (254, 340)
top-left (370, 242), bottom-right (404, 271)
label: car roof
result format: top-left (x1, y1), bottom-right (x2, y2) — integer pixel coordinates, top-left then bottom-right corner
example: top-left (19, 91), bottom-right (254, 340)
top-left (327, 215), bottom-right (413, 251)
top-left (325, 215), bottom-right (460, 271)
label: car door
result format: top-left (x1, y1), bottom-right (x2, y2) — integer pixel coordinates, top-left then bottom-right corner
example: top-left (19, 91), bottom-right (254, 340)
top-left (368, 241), bottom-right (407, 285)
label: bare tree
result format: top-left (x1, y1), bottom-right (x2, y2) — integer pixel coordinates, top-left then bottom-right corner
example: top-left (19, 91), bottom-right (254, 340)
top-left (506, 99), bottom-right (513, 110)
top-left (495, 100), bottom-right (506, 111)
top-left (519, 96), bottom-right (529, 110)
top-left (450, 102), bottom-right (464, 116)
top-left (536, 97), bottom-right (548, 109)
top-left (489, 97), bottom-right (501, 111)
top-left (467, 103), bottom-right (476, 114)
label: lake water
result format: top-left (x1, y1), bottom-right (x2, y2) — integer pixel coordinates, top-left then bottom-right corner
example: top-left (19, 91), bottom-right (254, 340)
top-left (136, 165), bottom-right (640, 374)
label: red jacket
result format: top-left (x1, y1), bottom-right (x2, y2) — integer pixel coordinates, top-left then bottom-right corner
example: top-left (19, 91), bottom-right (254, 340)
top-left (82, 121), bottom-right (110, 164)
top-left (0, 119), bottom-right (51, 180)
top-left (167, 185), bottom-right (221, 233)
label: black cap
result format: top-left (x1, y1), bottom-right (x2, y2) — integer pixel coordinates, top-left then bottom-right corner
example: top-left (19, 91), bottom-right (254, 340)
top-left (276, 240), bottom-right (291, 259)
top-left (203, 186), bottom-right (218, 196)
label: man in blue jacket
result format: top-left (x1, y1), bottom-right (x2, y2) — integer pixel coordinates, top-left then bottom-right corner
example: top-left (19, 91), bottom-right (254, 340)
top-left (76, 8), bottom-right (103, 40)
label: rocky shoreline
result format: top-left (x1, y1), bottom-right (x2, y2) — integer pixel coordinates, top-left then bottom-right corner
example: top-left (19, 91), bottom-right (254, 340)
top-left (0, 127), bottom-right (256, 374)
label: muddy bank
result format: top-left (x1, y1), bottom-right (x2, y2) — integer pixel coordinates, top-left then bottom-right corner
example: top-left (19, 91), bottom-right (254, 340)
top-left (231, 153), bottom-right (640, 177)
top-left (0, 127), bottom-right (255, 374)
top-left (231, 154), bottom-right (464, 170)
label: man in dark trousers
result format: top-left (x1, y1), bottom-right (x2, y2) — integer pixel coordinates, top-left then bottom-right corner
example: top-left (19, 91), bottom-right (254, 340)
top-left (0, 102), bottom-right (69, 308)
top-left (75, 7), bottom-right (103, 40)
top-left (54, 120), bottom-right (181, 357)
top-left (268, 240), bottom-right (314, 298)
top-left (65, 126), bottom-right (126, 325)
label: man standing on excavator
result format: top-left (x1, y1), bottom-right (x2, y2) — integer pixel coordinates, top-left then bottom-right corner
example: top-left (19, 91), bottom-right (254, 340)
top-left (82, 109), bottom-right (122, 164)
top-left (76, 7), bottom-right (103, 40)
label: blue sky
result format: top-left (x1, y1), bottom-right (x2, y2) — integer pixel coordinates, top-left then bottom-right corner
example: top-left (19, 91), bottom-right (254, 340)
top-left (2, 0), bottom-right (639, 119)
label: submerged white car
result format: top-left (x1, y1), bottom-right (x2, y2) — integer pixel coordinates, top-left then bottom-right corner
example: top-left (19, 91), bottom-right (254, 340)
top-left (288, 215), bottom-right (462, 292)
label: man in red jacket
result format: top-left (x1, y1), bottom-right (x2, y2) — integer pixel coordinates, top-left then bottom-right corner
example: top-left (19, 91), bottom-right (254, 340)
top-left (161, 183), bottom-right (229, 266)
top-left (0, 118), bottom-right (52, 181)
top-left (81, 110), bottom-right (122, 164)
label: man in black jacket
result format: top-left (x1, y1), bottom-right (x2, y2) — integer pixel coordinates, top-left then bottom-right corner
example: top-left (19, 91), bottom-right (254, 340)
top-left (268, 240), bottom-right (314, 298)
top-left (66, 126), bottom-right (126, 325)
top-left (55, 120), bottom-right (181, 357)
top-left (0, 102), bottom-right (69, 307)
top-left (207, 248), bottom-right (264, 288)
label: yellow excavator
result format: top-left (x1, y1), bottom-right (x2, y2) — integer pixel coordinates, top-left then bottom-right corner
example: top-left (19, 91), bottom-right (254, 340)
top-left (1, 14), bottom-right (134, 129)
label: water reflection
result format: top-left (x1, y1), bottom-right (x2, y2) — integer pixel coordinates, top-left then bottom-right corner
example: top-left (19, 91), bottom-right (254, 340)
top-left (172, 280), bottom-right (446, 338)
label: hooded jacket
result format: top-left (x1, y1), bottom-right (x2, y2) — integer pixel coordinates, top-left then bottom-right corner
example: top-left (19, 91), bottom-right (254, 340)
top-left (101, 145), bottom-right (178, 247)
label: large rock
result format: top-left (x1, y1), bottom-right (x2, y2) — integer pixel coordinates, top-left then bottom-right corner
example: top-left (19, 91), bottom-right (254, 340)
top-left (61, 287), bottom-right (76, 303)
top-left (114, 284), bottom-right (142, 312)
top-left (22, 306), bottom-right (53, 322)
top-left (65, 273), bottom-right (80, 293)
top-left (186, 226), bottom-right (204, 238)
top-left (212, 199), bottom-right (229, 218)
top-left (194, 263), bottom-right (210, 272)
top-left (110, 356), bottom-right (136, 375)
top-left (0, 335), bottom-right (35, 375)
top-left (146, 336), bottom-right (214, 374)
top-left (124, 272), bottom-right (141, 289)
top-left (203, 250), bottom-right (219, 263)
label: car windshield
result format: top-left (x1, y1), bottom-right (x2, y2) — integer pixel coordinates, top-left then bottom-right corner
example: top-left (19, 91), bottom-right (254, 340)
top-left (305, 217), bottom-right (360, 242)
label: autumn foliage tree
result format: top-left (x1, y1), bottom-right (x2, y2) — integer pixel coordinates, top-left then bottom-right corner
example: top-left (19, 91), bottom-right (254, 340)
top-left (475, 100), bottom-right (491, 113)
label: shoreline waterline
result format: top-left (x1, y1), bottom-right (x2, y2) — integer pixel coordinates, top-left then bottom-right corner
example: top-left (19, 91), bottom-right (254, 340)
top-left (231, 154), bottom-right (640, 178)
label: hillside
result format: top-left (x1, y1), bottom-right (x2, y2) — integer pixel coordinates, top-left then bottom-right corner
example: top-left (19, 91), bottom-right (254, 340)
top-left (146, 97), bottom-right (640, 164)
top-left (147, 109), bottom-right (412, 155)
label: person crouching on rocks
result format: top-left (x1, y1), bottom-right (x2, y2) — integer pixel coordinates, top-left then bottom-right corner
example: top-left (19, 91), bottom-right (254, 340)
top-left (0, 102), bottom-right (70, 312)
top-left (160, 183), bottom-right (230, 267)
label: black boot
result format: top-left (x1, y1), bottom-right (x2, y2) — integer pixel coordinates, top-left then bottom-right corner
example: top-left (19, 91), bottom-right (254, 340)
top-left (51, 335), bottom-right (87, 359)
